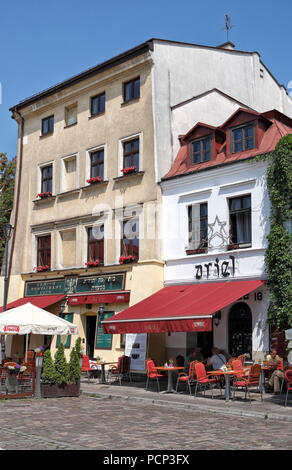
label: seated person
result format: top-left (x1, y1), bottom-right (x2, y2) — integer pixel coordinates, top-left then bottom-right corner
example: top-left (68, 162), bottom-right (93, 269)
top-left (266, 349), bottom-right (284, 394)
top-left (184, 347), bottom-right (204, 372)
top-left (206, 347), bottom-right (227, 371)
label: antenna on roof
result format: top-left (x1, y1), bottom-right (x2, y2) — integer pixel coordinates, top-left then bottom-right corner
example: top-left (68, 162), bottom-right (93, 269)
top-left (224, 14), bottom-right (233, 41)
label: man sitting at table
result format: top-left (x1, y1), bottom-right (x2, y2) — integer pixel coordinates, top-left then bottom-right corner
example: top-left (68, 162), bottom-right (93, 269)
top-left (184, 347), bottom-right (204, 372)
top-left (266, 349), bottom-right (284, 394)
top-left (206, 347), bottom-right (226, 371)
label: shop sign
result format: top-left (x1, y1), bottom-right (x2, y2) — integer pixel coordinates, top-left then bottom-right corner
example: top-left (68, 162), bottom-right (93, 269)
top-left (195, 255), bottom-right (235, 280)
top-left (125, 333), bottom-right (147, 371)
top-left (25, 274), bottom-right (125, 297)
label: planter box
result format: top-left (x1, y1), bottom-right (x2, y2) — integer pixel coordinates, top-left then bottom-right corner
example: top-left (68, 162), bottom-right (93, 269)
top-left (41, 382), bottom-right (80, 398)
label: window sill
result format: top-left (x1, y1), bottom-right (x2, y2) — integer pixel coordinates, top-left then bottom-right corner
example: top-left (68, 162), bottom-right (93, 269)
top-left (33, 196), bottom-right (56, 204)
top-left (227, 243), bottom-right (252, 251)
top-left (64, 122), bottom-right (77, 129)
top-left (113, 171), bottom-right (144, 181)
top-left (39, 132), bottom-right (54, 139)
top-left (88, 112), bottom-right (105, 120)
top-left (186, 248), bottom-right (207, 255)
top-left (56, 189), bottom-right (80, 199)
top-left (120, 97), bottom-right (140, 107)
top-left (81, 180), bottom-right (109, 191)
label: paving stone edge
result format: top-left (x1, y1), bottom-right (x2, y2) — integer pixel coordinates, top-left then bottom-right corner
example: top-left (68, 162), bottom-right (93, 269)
top-left (82, 390), bottom-right (292, 423)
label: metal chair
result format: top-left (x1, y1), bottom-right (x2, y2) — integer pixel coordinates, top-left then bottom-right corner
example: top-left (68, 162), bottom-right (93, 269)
top-left (145, 359), bottom-right (164, 392)
top-left (231, 363), bottom-right (262, 404)
top-left (107, 356), bottom-right (132, 385)
top-left (176, 360), bottom-right (197, 395)
top-left (194, 362), bottom-right (222, 398)
top-left (284, 370), bottom-right (292, 406)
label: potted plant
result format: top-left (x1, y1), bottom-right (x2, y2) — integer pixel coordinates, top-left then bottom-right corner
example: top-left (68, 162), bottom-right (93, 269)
top-left (120, 166), bottom-right (137, 175)
top-left (119, 255), bottom-right (137, 265)
top-left (41, 342), bottom-right (81, 398)
top-left (85, 259), bottom-right (100, 267)
top-left (86, 176), bottom-right (104, 184)
top-left (34, 265), bottom-right (50, 272)
top-left (37, 191), bottom-right (52, 199)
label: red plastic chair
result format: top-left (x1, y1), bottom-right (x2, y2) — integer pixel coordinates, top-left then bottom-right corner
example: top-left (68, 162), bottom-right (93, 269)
top-left (231, 364), bottom-right (262, 403)
top-left (237, 354), bottom-right (245, 364)
top-left (194, 362), bottom-right (222, 398)
top-left (107, 356), bottom-right (132, 385)
top-left (232, 359), bottom-right (248, 379)
top-left (145, 360), bottom-right (164, 392)
top-left (284, 370), bottom-right (292, 407)
top-left (176, 360), bottom-right (197, 395)
top-left (81, 355), bottom-right (95, 383)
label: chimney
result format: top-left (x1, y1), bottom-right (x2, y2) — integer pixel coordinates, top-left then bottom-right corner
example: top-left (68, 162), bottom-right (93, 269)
top-left (217, 41), bottom-right (235, 50)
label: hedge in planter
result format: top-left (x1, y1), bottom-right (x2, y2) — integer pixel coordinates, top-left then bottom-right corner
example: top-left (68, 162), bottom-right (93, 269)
top-left (41, 341), bottom-right (82, 398)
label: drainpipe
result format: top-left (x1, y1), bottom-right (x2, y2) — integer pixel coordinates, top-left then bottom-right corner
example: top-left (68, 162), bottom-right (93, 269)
top-left (6, 110), bottom-right (24, 295)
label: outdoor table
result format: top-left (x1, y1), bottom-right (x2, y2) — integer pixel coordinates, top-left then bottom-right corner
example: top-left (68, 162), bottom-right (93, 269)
top-left (154, 366), bottom-right (184, 394)
top-left (207, 370), bottom-right (236, 403)
top-left (96, 362), bottom-right (118, 384)
top-left (259, 365), bottom-right (277, 394)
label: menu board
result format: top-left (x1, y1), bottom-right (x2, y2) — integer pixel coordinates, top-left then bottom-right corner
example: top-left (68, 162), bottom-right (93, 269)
top-left (95, 311), bottom-right (114, 349)
top-left (125, 334), bottom-right (147, 371)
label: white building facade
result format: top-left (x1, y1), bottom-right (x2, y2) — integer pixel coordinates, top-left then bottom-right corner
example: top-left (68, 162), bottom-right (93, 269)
top-left (161, 105), bottom-right (292, 362)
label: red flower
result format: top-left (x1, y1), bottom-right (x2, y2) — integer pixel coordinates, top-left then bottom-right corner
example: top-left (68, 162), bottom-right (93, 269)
top-left (85, 259), bottom-right (100, 267)
top-left (121, 166), bottom-right (137, 175)
top-left (87, 176), bottom-right (103, 184)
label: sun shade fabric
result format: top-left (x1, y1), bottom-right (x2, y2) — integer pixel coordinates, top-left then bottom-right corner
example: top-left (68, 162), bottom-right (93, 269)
top-left (0, 302), bottom-right (78, 335)
top-left (0, 295), bottom-right (65, 313)
top-left (102, 280), bottom-right (264, 334)
top-left (68, 292), bottom-right (130, 306)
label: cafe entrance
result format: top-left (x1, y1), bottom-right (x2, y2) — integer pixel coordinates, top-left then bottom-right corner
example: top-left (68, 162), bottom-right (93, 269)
top-left (86, 315), bottom-right (97, 359)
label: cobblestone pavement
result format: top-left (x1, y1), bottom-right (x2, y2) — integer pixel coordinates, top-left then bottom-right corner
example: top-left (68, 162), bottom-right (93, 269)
top-left (0, 395), bottom-right (291, 450)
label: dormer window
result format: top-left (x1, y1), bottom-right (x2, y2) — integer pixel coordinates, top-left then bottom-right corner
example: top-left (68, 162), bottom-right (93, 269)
top-left (231, 123), bottom-right (255, 153)
top-left (191, 136), bottom-right (211, 164)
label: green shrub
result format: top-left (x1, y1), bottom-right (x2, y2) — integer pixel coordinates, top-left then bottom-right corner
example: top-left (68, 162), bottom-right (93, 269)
top-left (68, 344), bottom-right (82, 384)
top-left (41, 350), bottom-right (57, 384)
top-left (54, 342), bottom-right (69, 386)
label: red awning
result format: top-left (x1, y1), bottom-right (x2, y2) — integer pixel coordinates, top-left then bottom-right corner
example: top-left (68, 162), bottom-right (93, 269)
top-left (0, 295), bottom-right (65, 313)
top-left (68, 292), bottom-right (130, 306)
top-left (102, 280), bottom-right (264, 334)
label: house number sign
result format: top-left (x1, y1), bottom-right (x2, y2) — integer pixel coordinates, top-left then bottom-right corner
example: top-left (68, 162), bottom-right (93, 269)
top-left (195, 255), bottom-right (235, 280)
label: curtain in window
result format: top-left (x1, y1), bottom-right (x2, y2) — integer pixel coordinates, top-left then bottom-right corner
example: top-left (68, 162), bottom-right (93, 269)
top-left (190, 205), bottom-right (201, 249)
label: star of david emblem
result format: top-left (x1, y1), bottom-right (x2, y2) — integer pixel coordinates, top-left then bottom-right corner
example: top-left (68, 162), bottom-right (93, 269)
top-left (207, 215), bottom-right (230, 248)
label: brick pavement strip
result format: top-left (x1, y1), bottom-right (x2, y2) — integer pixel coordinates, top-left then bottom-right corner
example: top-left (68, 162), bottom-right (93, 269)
top-left (0, 396), bottom-right (291, 450)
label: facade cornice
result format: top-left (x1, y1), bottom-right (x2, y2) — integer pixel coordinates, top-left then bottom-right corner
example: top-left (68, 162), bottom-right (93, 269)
top-left (160, 156), bottom-right (269, 192)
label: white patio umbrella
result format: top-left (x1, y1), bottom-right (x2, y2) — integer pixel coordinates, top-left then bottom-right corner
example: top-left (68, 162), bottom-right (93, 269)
top-left (0, 302), bottom-right (78, 361)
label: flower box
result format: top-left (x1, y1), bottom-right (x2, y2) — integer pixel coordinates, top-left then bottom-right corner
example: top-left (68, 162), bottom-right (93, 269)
top-left (37, 192), bottom-right (52, 199)
top-left (85, 259), bottom-right (100, 267)
top-left (41, 382), bottom-right (80, 398)
top-left (34, 265), bottom-right (50, 272)
top-left (120, 166), bottom-right (137, 175)
top-left (86, 176), bottom-right (104, 184)
top-left (119, 255), bottom-right (137, 265)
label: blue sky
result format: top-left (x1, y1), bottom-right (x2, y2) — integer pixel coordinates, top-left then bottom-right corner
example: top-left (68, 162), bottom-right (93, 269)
top-left (1, 0), bottom-right (292, 159)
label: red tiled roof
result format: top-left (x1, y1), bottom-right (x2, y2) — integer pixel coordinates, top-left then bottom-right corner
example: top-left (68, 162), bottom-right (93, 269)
top-left (163, 110), bottom-right (292, 180)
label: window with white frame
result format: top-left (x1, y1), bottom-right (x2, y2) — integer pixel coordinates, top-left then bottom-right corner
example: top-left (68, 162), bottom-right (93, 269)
top-left (61, 154), bottom-right (77, 192)
top-left (228, 194), bottom-right (251, 247)
top-left (187, 203), bottom-right (208, 251)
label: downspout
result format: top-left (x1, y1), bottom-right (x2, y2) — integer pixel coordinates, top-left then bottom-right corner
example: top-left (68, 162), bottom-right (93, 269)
top-left (7, 110), bottom-right (24, 296)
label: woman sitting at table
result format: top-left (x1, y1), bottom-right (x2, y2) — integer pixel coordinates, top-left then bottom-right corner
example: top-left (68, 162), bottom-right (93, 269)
top-left (266, 349), bottom-right (284, 394)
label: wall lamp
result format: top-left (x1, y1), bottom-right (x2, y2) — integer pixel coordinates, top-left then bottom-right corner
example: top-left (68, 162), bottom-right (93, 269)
top-left (214, 310), bottom-right (221, 327)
